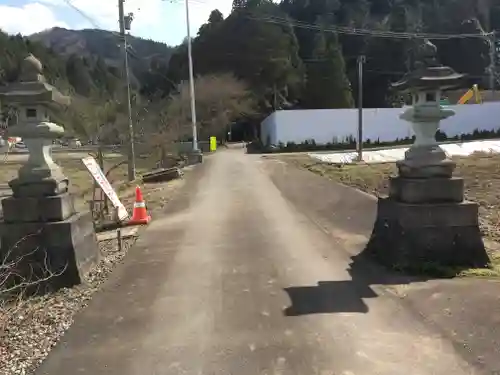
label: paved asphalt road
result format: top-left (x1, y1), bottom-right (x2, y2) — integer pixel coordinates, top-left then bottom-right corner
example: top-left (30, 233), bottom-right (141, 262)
top-left (37, 149), bottom-right (479, 375)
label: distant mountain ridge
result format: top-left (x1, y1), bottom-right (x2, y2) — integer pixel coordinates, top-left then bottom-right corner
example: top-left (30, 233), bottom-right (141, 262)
top-left (29, 27), bottom-right (174, 80)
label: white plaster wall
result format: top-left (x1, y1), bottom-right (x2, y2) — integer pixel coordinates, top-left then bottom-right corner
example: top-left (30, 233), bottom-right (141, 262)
top-left (260, 112), bottom-right (278, 145)
top-left (261, 103), bottom-right (500, 145)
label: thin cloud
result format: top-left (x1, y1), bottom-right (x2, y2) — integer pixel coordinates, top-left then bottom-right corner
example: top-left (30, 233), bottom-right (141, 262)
top-left (0, 2), bottom-right (69, 35)
top-left (0, 0), bottom-right (233, 45)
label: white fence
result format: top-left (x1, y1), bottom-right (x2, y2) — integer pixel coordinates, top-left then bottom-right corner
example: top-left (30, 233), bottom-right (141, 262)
top-left (260, 103), bottom-right (500, 145)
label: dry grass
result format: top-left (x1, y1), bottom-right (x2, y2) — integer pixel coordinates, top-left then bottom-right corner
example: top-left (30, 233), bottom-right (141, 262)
top-left (0, 152), bottom-right (185, 231)
top-left (280, 152), bottom-right (500, 277)
top-left (0, 154), bottom-right (159, 208)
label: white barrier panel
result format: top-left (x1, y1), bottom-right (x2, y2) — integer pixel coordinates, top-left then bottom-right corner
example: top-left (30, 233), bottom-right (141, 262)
top-left (261, 103), bottom-right (500, 145)
top-left (82, 156), bottom-right (129, 221)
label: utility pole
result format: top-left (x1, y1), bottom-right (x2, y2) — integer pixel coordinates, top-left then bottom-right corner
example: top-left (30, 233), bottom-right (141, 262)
top-left (118, 0), bottom-right (136, 181)
top-left (489, 32), bottom-right (496, 95)
top-left (357, 55), bottom-right (365, 162)
top-left (184, 0), bottom-right (199, 152)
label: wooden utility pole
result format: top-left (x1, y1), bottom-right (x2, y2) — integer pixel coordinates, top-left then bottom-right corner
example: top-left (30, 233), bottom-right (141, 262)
top-left (118, 0), bottom-right (136, 181)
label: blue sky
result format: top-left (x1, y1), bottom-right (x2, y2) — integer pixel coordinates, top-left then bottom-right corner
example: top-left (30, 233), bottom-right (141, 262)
top-left (0, 0), bottom-right (233, 46)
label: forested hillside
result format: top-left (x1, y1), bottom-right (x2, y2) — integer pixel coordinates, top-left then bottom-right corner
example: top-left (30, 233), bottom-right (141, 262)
top-left (0, 30), bottom-right (121, 97)
top-left (30, 27), bottom-right (173, 87)
top-left (165, 0), bottom-right (500, 110)
top-left (1, 0), bottom-right (499, 142)
top-left (0, 27), bottom-right (254, 144)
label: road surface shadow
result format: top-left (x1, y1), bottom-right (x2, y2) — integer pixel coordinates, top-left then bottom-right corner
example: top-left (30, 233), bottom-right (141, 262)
top-left (284, 279), bottom-right (376, 315)
top-left (283, 251), bottom-right (430, 316)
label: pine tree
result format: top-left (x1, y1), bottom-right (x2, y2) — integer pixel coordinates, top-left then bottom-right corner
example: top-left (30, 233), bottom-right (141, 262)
top-left (304, 32), bottom-right (353, 109)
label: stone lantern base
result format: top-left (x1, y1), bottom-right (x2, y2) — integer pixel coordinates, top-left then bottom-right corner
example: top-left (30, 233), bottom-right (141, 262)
top-left (366, 162), bottom-right (490, 271)
top-left (0, 192), bottom-right (99, 293)
top-left (366, 197), bottom-right (489, 271)
top-left (389, 176), bottom-right (464, 204)
top-left (395, 145), bottom-right (456, 179)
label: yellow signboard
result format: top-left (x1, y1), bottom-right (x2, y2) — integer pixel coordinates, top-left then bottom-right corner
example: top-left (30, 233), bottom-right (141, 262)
top-left (210, 136), bottom-right (217, 152)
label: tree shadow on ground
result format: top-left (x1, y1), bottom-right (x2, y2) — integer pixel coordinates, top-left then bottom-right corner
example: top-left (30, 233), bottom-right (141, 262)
top-left (283, 250), bottom-right (432, 316)
top-left (283, 193), bottom-right (488, 317)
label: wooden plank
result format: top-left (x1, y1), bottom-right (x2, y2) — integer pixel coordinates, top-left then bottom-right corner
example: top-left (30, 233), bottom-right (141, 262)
top-left (96, 226), bottom-right (138, 242)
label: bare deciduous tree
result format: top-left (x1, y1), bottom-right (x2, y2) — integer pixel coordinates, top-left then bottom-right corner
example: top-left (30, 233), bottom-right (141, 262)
top-left (63, 95), bottom-right (121, 145)
top-left (139, 74), bottom-right (254, 166)
top-left (168, 73), bottom-right (256, 141)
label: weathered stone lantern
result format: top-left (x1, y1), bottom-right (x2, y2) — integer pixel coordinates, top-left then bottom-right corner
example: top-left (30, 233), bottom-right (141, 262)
top-left (1, 55), bottom-right (70, 195)
top-left (366, 40), bottom-right (490, 271)
top-left (0, 55), bottom-right (99, 292)
top-left (391, 40), bottom-right (464, 181)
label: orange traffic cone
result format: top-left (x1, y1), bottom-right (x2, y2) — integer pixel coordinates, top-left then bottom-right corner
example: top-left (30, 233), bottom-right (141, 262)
top-left (128, 186), bottom-right (151, 225)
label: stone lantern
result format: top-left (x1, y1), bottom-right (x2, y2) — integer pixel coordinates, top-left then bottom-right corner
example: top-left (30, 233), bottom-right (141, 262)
top-left (0, 55), bottom-right (99, 292)
top-left (391, 40), bottom-right (465, 181)
top-left (366, 40), bottom-right (490, 271)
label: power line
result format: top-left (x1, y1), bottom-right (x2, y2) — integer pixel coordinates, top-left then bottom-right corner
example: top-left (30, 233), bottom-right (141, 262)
top-left (62, 0), bottom-right (138, 179)
top-left (59, 1), bottom-right (495, 83)
top-left (61, 0), bottom-right (133, 50)
top-left (181, 0), bottom-right (487, 40)
top-left (245, 13), bottom-right (494, 40)
top-left (61, 0), bottom-right (493, 43)
top-left (61, 0), bottom-right (102, 29)
top-left (181, 0), bottom-right (487, 42)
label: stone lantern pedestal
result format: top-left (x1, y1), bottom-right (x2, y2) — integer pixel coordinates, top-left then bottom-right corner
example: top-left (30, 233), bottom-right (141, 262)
top-left (0, 55), bottom-right (99, 293)
top-left (366, 40), bottom-right (489, 271)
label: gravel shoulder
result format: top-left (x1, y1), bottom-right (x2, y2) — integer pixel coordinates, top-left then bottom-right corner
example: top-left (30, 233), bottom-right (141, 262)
top-left (0, 162), bottom-right (187, 375)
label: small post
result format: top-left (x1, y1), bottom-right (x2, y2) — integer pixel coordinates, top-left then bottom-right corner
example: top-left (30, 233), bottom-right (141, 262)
top-left (114, 207), bottom-right (123, 252)
top-left (357, 55), bottom-right (365, 162)
top-left (89, 200), bottom-right (97, 230)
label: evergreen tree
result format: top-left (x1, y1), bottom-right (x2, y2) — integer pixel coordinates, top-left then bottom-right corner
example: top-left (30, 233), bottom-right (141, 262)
top-left (65, 54), bottom-right (94, 96)
top-left (167, 5), bottom-right (304, 110)
top-left (304, 32), bottom-right (353, 109)
top-left (198, 9), bottom-right (224, 37)
top-left (2, 0), bottom-right (495, 112)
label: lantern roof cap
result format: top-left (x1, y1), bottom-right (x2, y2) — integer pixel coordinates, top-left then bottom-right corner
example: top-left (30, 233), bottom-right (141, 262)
top-left (392, 39), bottom-right (466, 92)
top-left (0, 54), bottom-right (70, 107)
